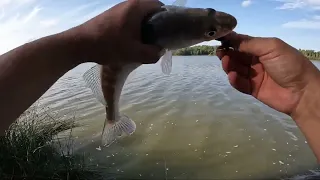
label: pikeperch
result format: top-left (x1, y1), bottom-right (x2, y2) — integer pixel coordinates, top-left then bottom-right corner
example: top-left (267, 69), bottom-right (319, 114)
top-left (82, 0), bottom-right (237, 147)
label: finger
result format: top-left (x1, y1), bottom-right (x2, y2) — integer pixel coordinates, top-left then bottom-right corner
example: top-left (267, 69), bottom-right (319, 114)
top-left (130, 41), bottom-right (163, 64)
top-left (217, 31), bottom-right (253, 47)
top-left (217, 31), bottom-right (282, 58)
top-left (216, 46), bottom-right (236, 59)
top-left (216, 47), bottom-right (226, 60)
top-left (217, 48), bottom-right (257, 69)
top-left (221, 55), bottom-right (250, 77)
top-left (127, 0), bottom-right (164, 42)
top-left (217, 31), bottom-right (251, 49)
top-left (228, 71), bottom-right (251, 95)
top-left (131, 0), bottom-right (164, 20)
top-left (137, 0), bottom-right (165, 8)
top-left (250, 63), bottom-right (265, 97)
top-left (216, 46), bottom-right (234, 59)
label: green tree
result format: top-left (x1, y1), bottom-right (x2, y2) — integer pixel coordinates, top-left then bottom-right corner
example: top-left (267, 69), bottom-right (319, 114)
top-left (174, 45), bottom-right (320, 60)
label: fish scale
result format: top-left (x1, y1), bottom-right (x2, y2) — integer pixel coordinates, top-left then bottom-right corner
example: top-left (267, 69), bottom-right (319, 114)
top-left (101, 65), bottom-right (123, 123)
top-left (82, 0), bottom-right (237, 147)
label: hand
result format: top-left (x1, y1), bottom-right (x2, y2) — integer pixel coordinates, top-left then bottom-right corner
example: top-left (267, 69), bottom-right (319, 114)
top-left (69, 0), bottom-right (164, 65)
top-left (216, 32), bottom-right (320, 116)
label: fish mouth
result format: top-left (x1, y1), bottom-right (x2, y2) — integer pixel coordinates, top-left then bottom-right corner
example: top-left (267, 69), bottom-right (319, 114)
top-left (214, 11), bottom-right (237, 39)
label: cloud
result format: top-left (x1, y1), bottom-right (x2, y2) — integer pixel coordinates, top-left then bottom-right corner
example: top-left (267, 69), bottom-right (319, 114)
top-left (40, 19), bottom-right (59, 28)
top-left (73, 4), bottom-right (116, 24)
top-left (0, 0), bottom-right (114, 55)
top-left (282, 15), bottom-right (320, 29)
top-left (275, 0), bottom-right (320, 10)
top-left (277, 1), bottom-right (320, 30)
top-left (314, 15), bottom-right (320, 19)
top-left (0, 8), bottom-right (4, 20)
top-left (241, 0), bottom-right (252, 7)
top-left (22, 6), bottom-right (41, 23)
top-left (0, 0), bottom-right (37, 10)
top-left (0, 0), bottom-right (10, 8)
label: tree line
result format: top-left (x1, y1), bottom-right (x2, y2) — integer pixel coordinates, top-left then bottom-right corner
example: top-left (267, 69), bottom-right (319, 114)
top-left (173, 45), bottom-right (320, 60)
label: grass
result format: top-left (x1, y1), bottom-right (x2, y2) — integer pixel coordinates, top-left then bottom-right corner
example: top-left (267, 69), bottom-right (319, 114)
top-left (0, 105), bottom-right (106, 180)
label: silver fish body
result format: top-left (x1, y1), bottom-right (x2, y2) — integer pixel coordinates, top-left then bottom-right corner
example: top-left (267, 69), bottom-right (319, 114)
top-left (141, 6), bottom-right (237, 50)
top-left (141, 5), bottom-right (237, 74)
top-left (83, 63), bottom-right (140, 147)
top-left (83, 1), bottom-right (237, 147)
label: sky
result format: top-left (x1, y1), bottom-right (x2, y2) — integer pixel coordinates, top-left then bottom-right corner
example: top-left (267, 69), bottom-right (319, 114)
top-left (0, 0), bottom-right (320, 55)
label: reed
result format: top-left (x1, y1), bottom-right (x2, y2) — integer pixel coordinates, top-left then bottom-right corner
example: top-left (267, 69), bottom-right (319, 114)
top-left (0, 105), bottom-right (105, 180)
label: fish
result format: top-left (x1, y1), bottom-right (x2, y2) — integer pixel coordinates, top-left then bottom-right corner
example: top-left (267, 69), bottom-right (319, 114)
top-left (141, 1), bottom-right (238, 74)
top-left (82, 0), bottom-right (237, 147)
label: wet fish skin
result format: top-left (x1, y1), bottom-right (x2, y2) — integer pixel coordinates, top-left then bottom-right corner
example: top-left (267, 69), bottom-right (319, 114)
top-left (141, 5), bottom-right (237, 74)
top-left (100, 65), bottom-right (120, 122)
top-left (100, 63), bottom-right (141, 123)
top-left (141, 6), bottom-right (237, 50)
top-left (83, 63), bottom-right (140, 147)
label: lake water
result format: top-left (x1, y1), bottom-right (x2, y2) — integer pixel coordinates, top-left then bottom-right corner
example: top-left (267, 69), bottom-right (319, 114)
top-left (37, 56), bottom-right (320, 179)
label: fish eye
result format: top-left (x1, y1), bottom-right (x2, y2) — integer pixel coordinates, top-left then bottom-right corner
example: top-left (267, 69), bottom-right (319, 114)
top-left (206, 31), bottom-right (216, 37)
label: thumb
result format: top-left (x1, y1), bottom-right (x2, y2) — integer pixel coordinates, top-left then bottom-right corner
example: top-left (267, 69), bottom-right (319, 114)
top-left (130, 41), bottom-right (164, 64)
top-left (218, 32), bottom-right (282, 59)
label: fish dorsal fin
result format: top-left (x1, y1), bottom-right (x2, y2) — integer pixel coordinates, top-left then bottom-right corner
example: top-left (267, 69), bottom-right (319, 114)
top-left (160, 50), bottom-right (173, 75)
top-left (172, 0), bottom-right (187, 6)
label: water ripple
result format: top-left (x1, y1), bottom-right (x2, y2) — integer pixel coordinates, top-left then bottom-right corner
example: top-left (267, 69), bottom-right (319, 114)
top-left (37, 56), bottom-right (320, 180)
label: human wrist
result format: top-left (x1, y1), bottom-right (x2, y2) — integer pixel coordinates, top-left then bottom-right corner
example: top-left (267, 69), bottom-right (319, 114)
top-left (16, 30), bottom-right (83, 71)
top-left (54, 26), bottom-right (93, 66)
top-left (291, 73), bottom-right (320, 125)
top-left (291, 74), bottom-right (320, 161)
top-left (61, 22), bottom-right (115, 65)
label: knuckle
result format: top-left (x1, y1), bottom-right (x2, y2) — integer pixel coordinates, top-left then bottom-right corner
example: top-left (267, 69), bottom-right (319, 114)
top-left (149, 54), bottom-right (162, 63)
top-left (268, 37), bottom-right (284, 48)
top-left (145, 54), bottom-right (160, 63)
top-left (138, 0), bottom-right (163, 9)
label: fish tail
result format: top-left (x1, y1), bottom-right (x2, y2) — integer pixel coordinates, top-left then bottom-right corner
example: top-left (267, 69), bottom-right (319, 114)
top-left (101, 114), bottom-right (136, 147)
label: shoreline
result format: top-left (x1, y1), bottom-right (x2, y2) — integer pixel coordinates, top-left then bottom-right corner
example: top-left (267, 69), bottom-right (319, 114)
top-left (172, 45), bottom-right (320, 61)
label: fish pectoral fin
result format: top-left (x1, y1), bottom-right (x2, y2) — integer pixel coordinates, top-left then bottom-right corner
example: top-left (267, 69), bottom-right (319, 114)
top-left (163, 0), bottom-right (187, 11)
top-left (172, 0), bottom-right (187, 6)
top-left (101, 115), bottom-right (136, 147)
top-left (82, 64), bottom-right (107, 106)
top-left (160, 50), bottom-right (173, 75)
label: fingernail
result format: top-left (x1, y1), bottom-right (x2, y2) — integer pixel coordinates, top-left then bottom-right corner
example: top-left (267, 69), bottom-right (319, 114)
top-left (216, 47), bottom-right (225, 51)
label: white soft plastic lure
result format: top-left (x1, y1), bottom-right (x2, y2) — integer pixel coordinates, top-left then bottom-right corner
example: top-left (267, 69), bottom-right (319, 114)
top-left (83, 0), bottom-right (237, 147)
